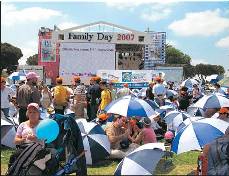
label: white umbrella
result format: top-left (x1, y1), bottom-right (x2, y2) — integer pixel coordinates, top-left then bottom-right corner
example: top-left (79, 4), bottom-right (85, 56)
top-left (1, 119), bottom-right (17, 148)
top-left (181, 78), bottom-right (199, 89)
top-left (171, 118), bottom-right (229, 154)
top-left (8, 71), bottom-right (26, 81)
top-left (76, 119), bottom-right (110, 165)
top-left (105, 96), bottom-right (156, 118)
top-left (114, 143), bottom-right (165, 175)
top-left (193, 94), bottom-right (229, 109)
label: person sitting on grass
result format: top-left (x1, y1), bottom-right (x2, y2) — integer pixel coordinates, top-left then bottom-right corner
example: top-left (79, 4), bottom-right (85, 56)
top-left (105, 114), bottom-right (139, 159)
top-left (133, 117), bottom-right (157, 145)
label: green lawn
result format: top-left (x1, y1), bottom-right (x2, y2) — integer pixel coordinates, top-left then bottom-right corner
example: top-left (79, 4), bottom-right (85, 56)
top-left (1, 147), bottom-right (199, 175)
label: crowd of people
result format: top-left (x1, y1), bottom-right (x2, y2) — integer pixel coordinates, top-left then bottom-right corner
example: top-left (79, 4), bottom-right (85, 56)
top-left (1, 71), bottom-right (229, 175)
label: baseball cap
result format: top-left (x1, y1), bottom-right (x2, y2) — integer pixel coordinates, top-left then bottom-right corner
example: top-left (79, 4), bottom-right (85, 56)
top-left (123, 83), bottom-right (128, 88)
top-left (27, 103), bottom-right (40, 111)
top-left (98, 113), bottom-right (109, 121)
top-left (219, 107), bottom-right (229, 114)
top-left (26, 72), bottom-right (40, 80)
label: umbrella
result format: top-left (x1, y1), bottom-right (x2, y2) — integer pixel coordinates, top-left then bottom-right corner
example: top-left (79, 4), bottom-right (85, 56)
top-left (166, 90), bottom-right (178, 98)
top-left (193, 94), bottom-right (229, 109)
top-left (105, 96), bottom-right (156, 118)
top-left (171, 118), bottom-right (229, 154)
top-left (8, 71), bottom-right (26, 81)
top-left (187, 106), bottom-right (205, 117)
top-left (114, 143), bottom-right (165, 175)
top-left (137, 88), bottom-right (147, 98)
top-left (206, 74), bottom-right (223, 84)
top-left (1, 119), bottom-right (17, 148)
top-left (76, 119), bottom-right (110, 165)
top-left (164, 111), bottom-right (191, 131)
top-left (181, 79), bottom-right (199, 89)
top-left (176, 116), bottom-right (204, 134)
top-left (144, 99), bottom-right (159, 110)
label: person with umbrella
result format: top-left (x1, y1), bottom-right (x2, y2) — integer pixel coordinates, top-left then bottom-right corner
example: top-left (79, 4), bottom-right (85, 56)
top-left (1, 77), bottom-right (16, 119)
top-left (16, 72), bottom-right (41, 124)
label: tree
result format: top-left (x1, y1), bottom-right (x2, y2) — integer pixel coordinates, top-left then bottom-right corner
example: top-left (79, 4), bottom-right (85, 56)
top-left (165, 45), bottom-right (191, 65)
top-left (0, 43), bottom-right (23, 74)
top-left (195, 64), bottom-right (225, 78)
top-left (183, 64), bottom-right (196, 79)
top-left (26, 54), bottom-right (38, 65)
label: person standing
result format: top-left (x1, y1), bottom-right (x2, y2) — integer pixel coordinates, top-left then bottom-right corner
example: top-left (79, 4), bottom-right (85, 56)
top-left (99, 81), bottom-right (112, 112)
top-left (53, 77), bottom-right (70, 115)
top-left (116, 83), bottom-right (131, 99)
top-left (153, 77), bottom-right (166, 106)
top-left (146, 81), bottom-right (155, 100)
top-left (88, 76), bottom-right (101, 121)
top-left (73, 76), bottom-right (87, 118)
top-left (16, 72), bottom-right (41, 124)
top-left (40, 85), bottom-right (52, 109)
top-left (1, 77), bottom-right (16, 119)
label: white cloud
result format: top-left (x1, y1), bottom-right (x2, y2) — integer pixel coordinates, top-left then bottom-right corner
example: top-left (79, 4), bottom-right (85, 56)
top-left (2, 3), bottom-right (62, 27)
top-left (191, 58), bottom-right (208, 66)
top-left (58, 22), bottom-right (79, 30)
top-left (141, 8), bottom-right (171, 22)
top-left (215, 35), bottom-right (229, 48)
top-left (18, 40), bottom-right (38, 65)
top-left (168, 9), bottom-right (229, 36)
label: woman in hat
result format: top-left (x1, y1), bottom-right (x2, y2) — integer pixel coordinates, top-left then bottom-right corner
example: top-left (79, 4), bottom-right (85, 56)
top-left (133, 117), bottom-right (157, 145)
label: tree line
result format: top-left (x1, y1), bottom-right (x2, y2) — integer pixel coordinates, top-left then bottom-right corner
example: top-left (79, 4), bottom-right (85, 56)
top-left (0, 42), bottom-right (225, 78)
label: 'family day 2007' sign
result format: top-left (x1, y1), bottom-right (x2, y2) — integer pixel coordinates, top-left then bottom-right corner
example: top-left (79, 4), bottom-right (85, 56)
top-left (53, 31), bottom-right (153, 45)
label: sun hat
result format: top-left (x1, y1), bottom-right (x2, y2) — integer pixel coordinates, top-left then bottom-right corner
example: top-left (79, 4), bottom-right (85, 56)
top-left (142, 117), bottom-right (151, 126)
top-left (26, 72), bottom-right (40, 80)
top-left (27, 103), bottom-right (40, 111)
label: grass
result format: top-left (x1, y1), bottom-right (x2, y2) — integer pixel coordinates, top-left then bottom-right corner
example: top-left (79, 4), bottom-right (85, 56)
top-left (1, 147), bottom-right (200, 175)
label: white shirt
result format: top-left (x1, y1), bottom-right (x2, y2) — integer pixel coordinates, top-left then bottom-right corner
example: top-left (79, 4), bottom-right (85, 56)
top-left (1, 86), bottom-right (16, 108)
top-left (153, 84), bottom-right (167, 96)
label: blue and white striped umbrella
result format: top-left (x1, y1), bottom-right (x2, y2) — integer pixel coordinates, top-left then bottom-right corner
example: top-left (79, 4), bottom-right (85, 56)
top-left (144, 100), bottom-right (159, 110)
top-left (193, 93), bottom-right (229, 109)
top-left (105, 96), bottom-right (156, 118)
top-left (8, 70), bottom-right (26, 81)
top-left (76, 119), bottom-right (110, 165)
top-left (181, 79), bottom-right (199, 89)
top-left (164, 111), bottom-right (191, 131)
top-left (206, 74), bottom-right (223, 84)
top-left (114, 143), bottom-right (165, 175)
top-left (166, 90), bottom-right (178, 98)
top-left (171, 118), bottom-right (229, 154)
top-left (187, 106), bottom-right (205, 117)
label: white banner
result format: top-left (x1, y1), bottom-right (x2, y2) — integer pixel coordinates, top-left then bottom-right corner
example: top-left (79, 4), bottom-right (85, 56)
top-left (59, 43), bottom-right (115, 85)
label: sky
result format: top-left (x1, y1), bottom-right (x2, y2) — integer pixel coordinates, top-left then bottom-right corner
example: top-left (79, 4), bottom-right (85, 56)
top-left (1, 0), bottom-right (229, 71)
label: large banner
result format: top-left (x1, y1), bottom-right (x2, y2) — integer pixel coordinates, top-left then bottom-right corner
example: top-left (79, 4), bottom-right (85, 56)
top-left (53, 31), bottom-right (153, 45)
top-left (59, 43), bottom-right (115, 85)
top-left (41, 39), bottom-right (56, 62)
top-left (144, 32), bottom-right (166, 68)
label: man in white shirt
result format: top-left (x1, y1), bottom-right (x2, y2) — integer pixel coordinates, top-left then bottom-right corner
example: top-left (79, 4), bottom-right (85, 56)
top-left (1, 77), bottom-right (16, 118)
top-left (153, 77), bottom-right (167, 106)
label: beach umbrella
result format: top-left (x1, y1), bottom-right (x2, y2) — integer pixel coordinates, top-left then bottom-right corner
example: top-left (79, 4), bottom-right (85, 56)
top-left (114, 143), bottom-right (165, 175)
top-left (76, 119), bottom-right (110, 165)
top-left (164, 111), bottom-right (191, 131)
top-left (1, 119), bottom-right (17, 148)
top-left (193, 94), bottom-right (229, 109)
top-left (187, 106), bottom-right (205, 117)
top-left (144, 99), bottom-right (159, 110)
top-left (181, 78), bottom-right (199, 89)
top-left (8, 71), bottom-right (26, 81)
top-left (166, 90), bottom-right (178, 98)
top-left (105, 96), bottom-right (156, 118)
top-left (171, 118), bottom-right (229, 154)
top-left (206, 74), bottom-right (223, 84)
top-left (176, 116), bottom-right (204, 134)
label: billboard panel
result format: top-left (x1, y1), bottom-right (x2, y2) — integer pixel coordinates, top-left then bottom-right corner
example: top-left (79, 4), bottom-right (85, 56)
top-left (59, 43), bottom-right (115, 85)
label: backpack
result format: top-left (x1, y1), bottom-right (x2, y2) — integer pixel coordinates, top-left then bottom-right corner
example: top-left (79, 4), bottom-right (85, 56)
top-left (54, 85), bottom-right (68, 106)
top-left (6, 142), bottom-right (59, 176)
top-left (207, 136), bottom-right (229, 175)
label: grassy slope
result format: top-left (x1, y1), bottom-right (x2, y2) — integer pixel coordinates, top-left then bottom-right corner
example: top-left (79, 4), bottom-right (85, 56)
top-left (1, 148), bottom-right (199, 175)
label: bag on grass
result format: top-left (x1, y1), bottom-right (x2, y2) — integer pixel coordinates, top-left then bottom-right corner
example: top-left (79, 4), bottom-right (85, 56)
top-left (6, 142), bottom-right (59, 176)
